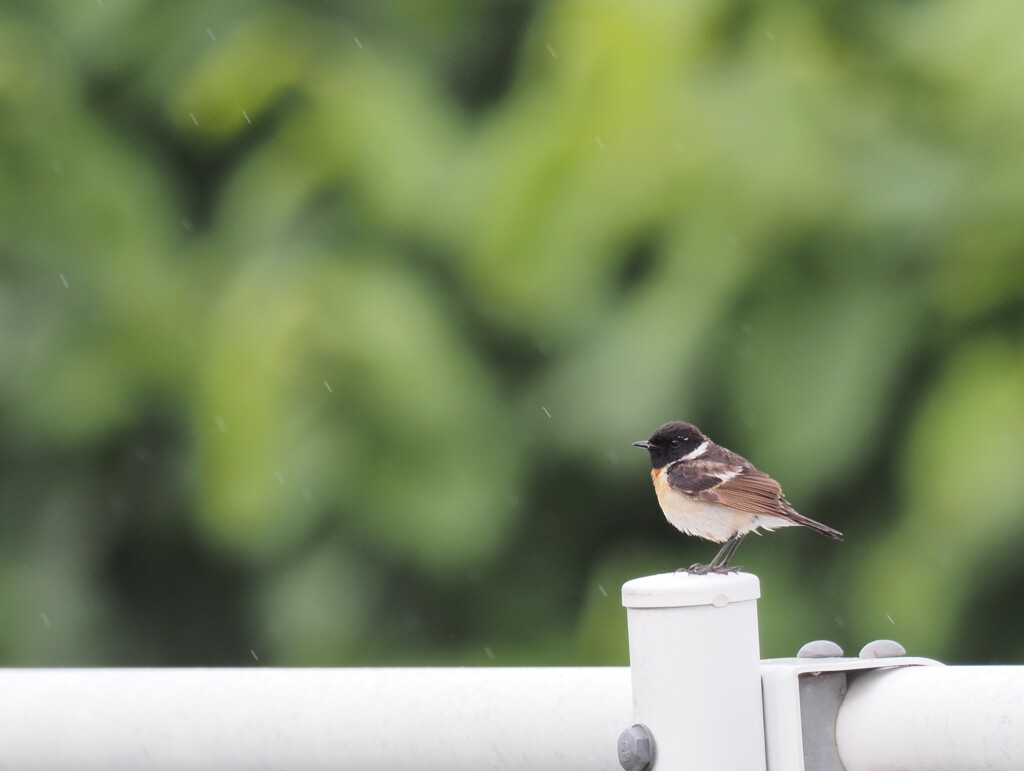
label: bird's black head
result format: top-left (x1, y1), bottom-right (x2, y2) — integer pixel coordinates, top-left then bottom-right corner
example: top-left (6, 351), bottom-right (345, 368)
top-left (632, 421), bottom-right (708, 469)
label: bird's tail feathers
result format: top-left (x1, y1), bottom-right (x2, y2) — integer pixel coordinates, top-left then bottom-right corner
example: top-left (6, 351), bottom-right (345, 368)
top-left (783, 506), bottom-right (843, 540)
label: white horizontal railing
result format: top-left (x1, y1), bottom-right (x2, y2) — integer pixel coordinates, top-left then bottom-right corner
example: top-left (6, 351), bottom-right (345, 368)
top-left (837, 665), bottom-right (1024, 771)
top-left (0, 667), bottom-right (631, 771)
top-left (1, 573), bottom-right (1021, 770)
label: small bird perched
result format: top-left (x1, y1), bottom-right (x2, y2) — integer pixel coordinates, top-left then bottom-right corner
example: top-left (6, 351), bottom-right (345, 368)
top-left (633, 421), bottom-right (842, 574)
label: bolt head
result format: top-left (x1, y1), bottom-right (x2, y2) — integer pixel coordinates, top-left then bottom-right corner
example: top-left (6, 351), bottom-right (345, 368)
top-left (618, 724), bottom-right (655, 771)
top-left (797, 640), bottom-right (844, 658)
top-left (860, 639), bottom-right (906, 658)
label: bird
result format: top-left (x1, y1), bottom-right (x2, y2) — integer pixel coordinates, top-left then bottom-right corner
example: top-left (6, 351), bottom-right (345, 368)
top-left (633, 421), bottom-right (842, 574)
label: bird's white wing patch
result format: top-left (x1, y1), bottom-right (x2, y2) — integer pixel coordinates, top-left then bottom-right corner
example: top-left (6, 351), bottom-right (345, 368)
top-left (679, 440), bottom-right (709, 461)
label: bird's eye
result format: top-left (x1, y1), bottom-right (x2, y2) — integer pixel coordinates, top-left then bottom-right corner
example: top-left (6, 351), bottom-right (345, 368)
top-left (669, 438), bottom-right (681, 448)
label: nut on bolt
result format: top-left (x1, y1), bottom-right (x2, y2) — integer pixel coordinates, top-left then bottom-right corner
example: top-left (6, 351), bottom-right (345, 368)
top-left (618, 724), bottom-right (655, 771)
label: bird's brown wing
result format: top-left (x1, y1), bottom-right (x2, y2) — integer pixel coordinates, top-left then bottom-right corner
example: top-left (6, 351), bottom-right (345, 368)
top-left (666, 460), bottom-right (843, 539)
top-left (667, 461), bottom-right (789, 517)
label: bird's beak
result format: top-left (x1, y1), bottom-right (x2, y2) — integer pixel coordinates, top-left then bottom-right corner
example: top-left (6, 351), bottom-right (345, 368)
top-left (632, 440), bottom-right (653, 450)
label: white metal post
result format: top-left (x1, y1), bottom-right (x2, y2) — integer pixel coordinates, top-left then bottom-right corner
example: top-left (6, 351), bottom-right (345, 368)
top-left (621, 572), bottom-right (766, 770)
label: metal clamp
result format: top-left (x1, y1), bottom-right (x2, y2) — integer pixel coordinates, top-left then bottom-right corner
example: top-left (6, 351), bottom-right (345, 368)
top-left (761, 639), bottom-right (941, 770)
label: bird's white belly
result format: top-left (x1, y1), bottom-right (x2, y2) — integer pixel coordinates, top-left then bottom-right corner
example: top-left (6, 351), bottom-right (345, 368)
top-left (657, 487), bottom-right (795, 543)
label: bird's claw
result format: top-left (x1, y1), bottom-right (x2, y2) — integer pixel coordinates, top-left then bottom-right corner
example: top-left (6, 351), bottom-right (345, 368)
top-left (678, 563), bottom-right (744, 575)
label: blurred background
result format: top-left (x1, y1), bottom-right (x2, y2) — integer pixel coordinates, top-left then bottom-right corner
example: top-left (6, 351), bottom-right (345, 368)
top-left (0, 0), bottom-right (1021, 669)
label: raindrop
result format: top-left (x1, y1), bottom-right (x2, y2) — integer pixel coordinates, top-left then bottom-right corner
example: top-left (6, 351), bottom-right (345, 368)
top-left (324, 381), bottom-right (333, 393)
top-left (40, 612), bottom-right (51, 628)
top-left (595, 136), bottom-right (605, 151)
top-left (214, 416), bottom-right (227, 434)
top-left (242, 110), bottom-right (252, 124)
top-left (484, 646), bottom-right (496, 661)
top-left (598, 584), bottom-right (608, 598)
top-left (250, 649), bottom-right (259, 662)
top-left (59, 273), bottom-right (69, 289)
top-left (354, 37), bottom-right (363, 49)
top-left (180, 217), bottom-right (194, 232)
top-left (886, 614), bottom-right (895, 625)
top-left (542, 406), bottom-right (552, 418)
top-left (206, 28), bottom-right (217, 42)
top-left (546, 43), bottom-right (557, 58)
top-left (274, 470), bottom-right (286, 485)
top-left (189, 112), bottom-right (198, 126)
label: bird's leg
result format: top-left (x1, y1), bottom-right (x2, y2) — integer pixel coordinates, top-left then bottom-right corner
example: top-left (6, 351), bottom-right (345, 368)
top-left (711, 535), bottom-right (741, 567)
top-left (684, 534), bottom-right (748, 574)
top-left (710, 532), bottom-right (747, 573)
top-left (687, 536), bottom-right (741, 575)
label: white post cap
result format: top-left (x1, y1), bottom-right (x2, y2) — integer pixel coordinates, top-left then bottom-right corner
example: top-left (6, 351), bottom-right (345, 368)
top-left (621, 571), bottom-right (761, 608)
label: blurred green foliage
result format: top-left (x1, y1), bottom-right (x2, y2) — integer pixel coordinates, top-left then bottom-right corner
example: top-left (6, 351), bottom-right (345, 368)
top-left (1, 0), bottom-right (1022, 668)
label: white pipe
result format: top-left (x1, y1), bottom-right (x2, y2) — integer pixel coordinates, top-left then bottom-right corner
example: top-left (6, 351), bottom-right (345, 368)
top-left (622, 572), bottom-right (766, 770)
top-left (0, 667), bottom-right (631, 771)
top-left (836, 665), bottom-right (1024, 770)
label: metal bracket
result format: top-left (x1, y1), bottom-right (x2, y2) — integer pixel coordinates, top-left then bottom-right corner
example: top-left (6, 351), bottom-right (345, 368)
top-left (761, 651), bottom-right (942, 769)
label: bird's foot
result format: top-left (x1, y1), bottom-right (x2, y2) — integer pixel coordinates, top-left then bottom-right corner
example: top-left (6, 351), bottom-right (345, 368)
top-left (679, 563), bottom-right (743, 575)
top-left (713, 564), bottom-right (743, 574)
